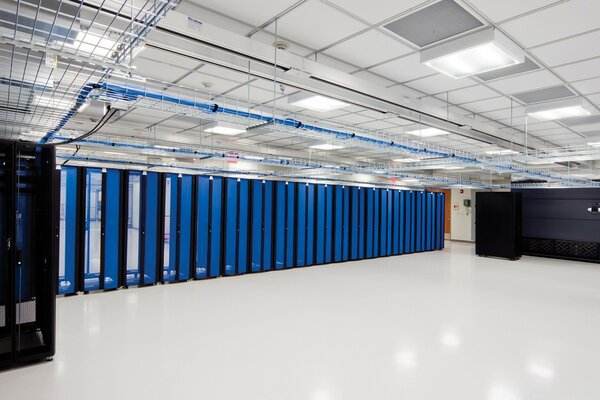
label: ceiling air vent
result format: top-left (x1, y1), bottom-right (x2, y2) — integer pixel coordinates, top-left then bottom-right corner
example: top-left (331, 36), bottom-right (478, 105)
top-left (383, 0), bottom-right (484, 48)
top-left (512, 85), bottom-right (575, 104)
top-left (476, 57), bottom-right (540, 81)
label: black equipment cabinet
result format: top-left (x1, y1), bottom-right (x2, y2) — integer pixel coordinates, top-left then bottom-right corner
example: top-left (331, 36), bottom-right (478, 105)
top-left (475, 192), bottom-right (522, 260)
top-left (0, 140), bottom-right (57, 370)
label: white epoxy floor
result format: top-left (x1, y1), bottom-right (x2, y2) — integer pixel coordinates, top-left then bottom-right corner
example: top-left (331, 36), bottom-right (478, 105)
top-left (3, 242), bottom-right (600, 400)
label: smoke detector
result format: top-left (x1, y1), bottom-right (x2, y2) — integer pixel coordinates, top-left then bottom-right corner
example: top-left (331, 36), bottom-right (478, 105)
top-left (201, 81), bottom-right (213, 88)
top-left (273, 41), bottom-right (289, 51)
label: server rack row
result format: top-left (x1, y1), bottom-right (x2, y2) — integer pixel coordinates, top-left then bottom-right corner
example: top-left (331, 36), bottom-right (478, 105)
top-left (58, 167), bottom-right (445, 295)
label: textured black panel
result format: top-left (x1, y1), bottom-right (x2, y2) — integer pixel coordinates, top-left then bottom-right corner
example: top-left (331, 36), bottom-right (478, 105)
top-left (476, 192), bottom-right (521, 259)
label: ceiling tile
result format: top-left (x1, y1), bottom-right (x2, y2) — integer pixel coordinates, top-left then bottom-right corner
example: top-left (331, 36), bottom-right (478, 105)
top-left (324, 30), bottom-right (412, 68)
top-left (358, 120), bottom-right (397, 131)
top-left (531, 30), bottom-right (600, 67)
top-left (405, 74), bottom-right (476, 95)
top-left (571, 77), bottom-right (600, 95)
top-left (333, 113), bottom-right (373, 125)
top-left (487, 70), bottom-right (562, 94)
top-left (186, 0), bottom-right (299, 28)
top-left (351, 70), bottom-right (395, 87)
top-left (439, 85), bottom-right (501, 104)
top-left (500, 0), bottom-right (600, 48)
top-left (177, 73), bottom-right (241, 94)
top-left (467, 0), bottom-right (558, 23)
top-left (133, 57), bottom-right (189, 82)
top-left (251, 30), bottom-right (313, 57)
top-left (313, 53), bottom-right (361, 74)
top-left (554, 58), bottom-right (600, 82)
top-left (588, 93), bottom-right (600, 105)
top-left (327, 0), bottom-right (427, 24)
top-left (265, 1), bottom-right (368, 50)
top-left (461, 97), bottom-right (512, 113)
top-left (369, 53), bottom-right (434, 83)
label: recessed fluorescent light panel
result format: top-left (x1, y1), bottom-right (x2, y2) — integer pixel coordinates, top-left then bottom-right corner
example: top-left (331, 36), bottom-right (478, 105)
top-left (287, 91), bottom-right (350, 112)
top-left (525, 97), bottom-right (592, 121)
top-left (33, 95), bottom-right (73, 110)
top-left (310, 144), bottom-right (344, 150)
top-left (202, 121), bottom-right (246, 135)
top-left (441, 166), bottom-right (464, 170)
top-left (421, 28), bottom-right (524, 79)
top-left (588, 142), bottom-right (600, 148)
top-left (405, 127), bottom-right (449, 137)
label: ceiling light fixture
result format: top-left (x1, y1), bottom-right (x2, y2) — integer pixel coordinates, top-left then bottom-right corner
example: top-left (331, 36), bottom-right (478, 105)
top-left (405, 127), bottom-right (449, 137)
top-left (287, 91), bottom-right (350, 112)
top-left (310, 144), bottom-right (344, 150)
top-left (202, 121), bottom-right (246, 135)
top-left (66, 31), bottom-right (119, 58)
top-left (525, 97), bottom-right (592, 121)
top-left (421, 28), bottom-right (524, 79)
top-left (33, 95), bottom-right (73, 110)
top-left (441, 166), bottom-right (464, 170)
top-left (588, 142), bottom-right (600, 148)
top-left (402, 178), bottom-right (420, 183)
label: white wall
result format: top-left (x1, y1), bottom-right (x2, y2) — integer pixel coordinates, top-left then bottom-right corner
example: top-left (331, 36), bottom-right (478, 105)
top-left (450, 188), bottom-right (474, 241)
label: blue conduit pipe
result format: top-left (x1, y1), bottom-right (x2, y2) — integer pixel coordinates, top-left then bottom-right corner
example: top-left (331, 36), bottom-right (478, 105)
top-left (44, 82), bottom-right (599, 187)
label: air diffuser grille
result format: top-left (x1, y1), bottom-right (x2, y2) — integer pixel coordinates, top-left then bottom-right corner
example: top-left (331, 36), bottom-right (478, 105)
top-left (383, 0), bottom-right (484, 48)
top-left (513, 85), bottom-right (575, 104)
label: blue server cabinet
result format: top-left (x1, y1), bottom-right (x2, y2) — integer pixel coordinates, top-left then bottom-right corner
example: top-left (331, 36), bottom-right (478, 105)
top-left (163, 174), bottom-right (179, 282)
top-left (416, 191), bottom-right (423, 252)
top-left (102, 169), bottom-right (121, 290)
top-left (58, 166), bottom-right (78, 294)
top-left (263, 181), bottom-right (273, 271)
top-left (350, 187), bottom-right (359, 260)
top-left (286, 182), bottom-right (295, 268)
top-left (224, 178), bottom-right (239, 276)
top-left (404, 191), bottom-right (414, 253)
top-left (366, 188), bottom-right (374, 258)
top-left (195, 176), bottom-right (210, 278)
top-left (83, 168), bottom-right (103, 291)
top-left (178, 175), bottom-right (193, 281)
top-left (373, 188), bottom-right (380, 258)
top-left (324, 185), bottom-right (333, 263)
top-left (250, 180), bottom-right (263, 272)
top-left (296, 183), bottom-right (307, 267)
top-left (306, 183), bottom-right (315, 266)
top-left (274, 181), bottom-right (286, 270)
top-left (357, 187), bottom-right (366, 259)
top-left (209, 177), bottom-right (223, 278)
top-left (238, 179), bottom-right (249, 274)
top-left (142, 172), bottom-right (160, 285)
top-left (380, 189), bottom-right (388, 257)
top-left (334, 185), bottom-right (343, 262)
top-left (342, 186), bottom-right (350, 262)
top-left (125, 171), bottom-right (142, 286)
top-left (315, 184), bottom-right (326, 264)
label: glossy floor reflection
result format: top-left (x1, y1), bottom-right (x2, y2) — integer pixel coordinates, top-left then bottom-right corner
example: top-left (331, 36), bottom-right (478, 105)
top-left (2, 242), bottom-right (600, 400)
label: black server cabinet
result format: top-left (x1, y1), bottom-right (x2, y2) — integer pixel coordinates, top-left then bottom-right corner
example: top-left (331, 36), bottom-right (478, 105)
top-left (475, 192), bottom-right (522, 260)
top-left (0, 140), bottom-right (57, 370)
